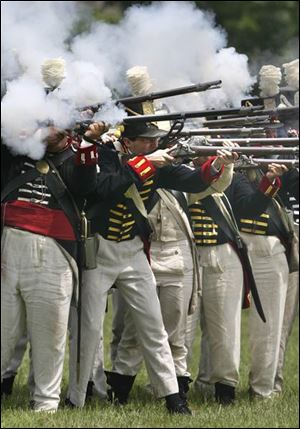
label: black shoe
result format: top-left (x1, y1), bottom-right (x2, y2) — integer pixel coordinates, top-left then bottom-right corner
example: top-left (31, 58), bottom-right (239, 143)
top-left (105, 371), bottom-right (136, 406)
top-left (215, 382), bottom-right (235, 405)
top-left (1, 375), bottom-right (15, 396)
top-left (107, 388), bottom-right (127, 406)
top-left (165, 393), bottom-right (192, 415)
top-left (64, 397), bottom-right (77, 408)
top-left (177, 376), bottom-right (193, 406)
top-left (85, 381), bottom-right (94, 401)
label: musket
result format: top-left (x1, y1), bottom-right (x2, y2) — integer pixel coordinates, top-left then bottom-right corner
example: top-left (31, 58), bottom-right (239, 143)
top-left (82, 80), bottom-right (223, 113)
top-left (234, 156), bottom-right (299, 169)
top-left (208, 106), bottom-right (299, 120)
top-left (178, 127), bottom-right (267, 137)
top-left (169, 142), bottom-right (299, 158)
top-left (204, 137), bottom-right (299, 146)
top-left (117, 80), bottom-right (222, 104)
top-left (202, 116), bottom-right (282, 128)
top-left (122, 106), bottom-right (265, 124)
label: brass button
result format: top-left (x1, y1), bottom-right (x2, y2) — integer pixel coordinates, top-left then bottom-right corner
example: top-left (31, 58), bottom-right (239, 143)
top-left (36, 160), bottom-right (50, 175)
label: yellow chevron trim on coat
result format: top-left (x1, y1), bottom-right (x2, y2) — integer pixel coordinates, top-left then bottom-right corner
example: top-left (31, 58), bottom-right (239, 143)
top-left (144, 179), bottom-right (154, 186)
top-left (240, 219), bottom-right (268, 227)
top-left (110, 210), bottom-right (123, 217)
top-left (108, 226), bottom-right (121, 232)
top-left (135, 158), bottom-right (146, 168)
top-left (240, 228), bottom-right (266, 235)
top-left (195, 239), bottom-right (218, 244)
top-left (123, 220), bottom-right (135, 227)
top-left (120, 234), bottom-right (131, 240)
top-left (109, 218), bottom-right (123, 224)
top-left (140, 188), bottom-right (152, 195)
top-left (140, 166), bottom-right (152, 176)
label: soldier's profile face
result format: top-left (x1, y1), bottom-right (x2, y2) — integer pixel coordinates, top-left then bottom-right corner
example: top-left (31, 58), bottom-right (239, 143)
top-left (125, 136), bottom-right (158, 155)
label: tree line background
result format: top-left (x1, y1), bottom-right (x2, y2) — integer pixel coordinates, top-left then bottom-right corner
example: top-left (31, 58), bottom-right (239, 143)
top-left (79, 1), bottom-right (299, 71)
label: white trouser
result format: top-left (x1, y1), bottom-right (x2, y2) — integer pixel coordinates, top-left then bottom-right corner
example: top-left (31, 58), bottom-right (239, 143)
top-left (153, 240), bottom-right (193, 376)
top-left (2, 333), bottom-right (28, 378)
top-left (274, 270), bottom-right (299, 393)
top-left (110, 289), bottom-right (127, 364)
top-left (185, 267), bottom-right (203, 364)
top-left (274, 223), bottom-right (299, 393)
top-left (68, 235), bottom-right (178, 407)
top-left (185, 294), bottom-right (214, 397)
top-left (1, 227), bottom-right (73, 411)
top-left (89, 328), bottom-right (107, 399)
top-left (109, 240), bottom-right (193, 377)
top-left (199, 243), bottom-right (243, 387)
top-left (68, 306), bottom-right (107, 399)
top-left (1, 333), bottom-right (35, 395)
top-left (241, 233), bottom-right (289, 398)
top-left (185, 291), bottom-right (201, 365)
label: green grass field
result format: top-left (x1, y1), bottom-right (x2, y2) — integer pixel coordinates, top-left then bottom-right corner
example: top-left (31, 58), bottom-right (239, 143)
top-left (1, 302), bottom-right (299, 428)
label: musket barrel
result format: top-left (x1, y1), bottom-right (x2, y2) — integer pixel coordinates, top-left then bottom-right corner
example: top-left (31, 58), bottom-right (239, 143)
top-left (178, 127), bottom-right (266, 137)
top-left (209, 106), bottom-right (299, 120)
top-left (234, 158), bottom-right (299, 169)
top-left (117, 80), bottom-right (222, 104)
top-left (175, 145), bottom-right (299, 156)
top-left (122, 106), bottom-right (265, 123)
top-left (203, 115), bottom-right (273, 127)
top-left (246, 158), bottom-right (299, 166)
top-left (206, 137), bottom-right (299, 146)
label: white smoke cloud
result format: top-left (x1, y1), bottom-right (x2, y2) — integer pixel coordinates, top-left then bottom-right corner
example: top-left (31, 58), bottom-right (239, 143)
top-left (2, 1), bottom-right (256, 158)
top-left (72, 1), bottom-right (255, 110)
top-left (93, 101), bottom-right (127, 126)
top-left (1, 1), bottom-right (114, 158)
top-left (1, 76), bottom-right (76, 159)
top-left (58, 60), bottom-right (112, 107)
top-left (1, 1), bottom-right (78, 82)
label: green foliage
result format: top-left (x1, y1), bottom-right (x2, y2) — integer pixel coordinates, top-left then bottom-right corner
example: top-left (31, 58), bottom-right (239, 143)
top-left (88, 1), bottom-right (299, 58)
top-left (1, 308), bottom-right (299, 428)
top-left (194, 1), bottom-right (299, 56)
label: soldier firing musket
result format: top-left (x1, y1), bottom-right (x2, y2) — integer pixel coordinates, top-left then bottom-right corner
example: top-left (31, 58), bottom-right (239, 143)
top-left (81, 80), bottom-right (223, 114)
top-left (168, 139), bottom-right (299, 160)
top-left (234, 155), bottom-right (299, 170)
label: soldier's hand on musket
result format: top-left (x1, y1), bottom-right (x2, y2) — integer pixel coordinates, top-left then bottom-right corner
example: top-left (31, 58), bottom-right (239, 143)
top-left (213, 140), bottom-right (239, 169)
top-left (288, 128), bottom-right (299, 137)
top-left (101, 132), bottom-right (119, 145)
top-left (145, 148), bottom-right (174, 167)
top-left (84, 121), bottom-right (107, 139)
top-left (266, 163), bottom-right (289, 181)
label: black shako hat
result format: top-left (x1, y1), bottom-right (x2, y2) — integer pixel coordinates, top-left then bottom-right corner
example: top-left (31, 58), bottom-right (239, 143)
top-left (122, 122), bottom-right (167, 139)
top-left (121, 100), bottom-right (167, 139)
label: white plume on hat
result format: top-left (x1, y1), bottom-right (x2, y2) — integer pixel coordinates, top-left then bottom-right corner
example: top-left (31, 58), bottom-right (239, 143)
top-left (41, 57), bottom-right (66, 89)
top-left (258, 65), bottom-right (282, 97)
top-left (126, 66), bottom-right (153, 96)
top-left (282, 58), bottom-right (299, 90)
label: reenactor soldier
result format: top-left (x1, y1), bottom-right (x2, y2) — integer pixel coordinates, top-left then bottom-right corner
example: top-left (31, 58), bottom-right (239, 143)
top-left (1, 123), bottom-right (102, 412)
top-left (66, 118), bottom-right (226, 415)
